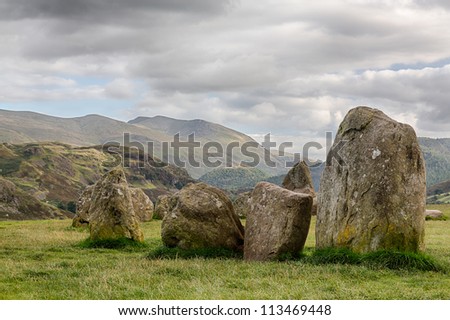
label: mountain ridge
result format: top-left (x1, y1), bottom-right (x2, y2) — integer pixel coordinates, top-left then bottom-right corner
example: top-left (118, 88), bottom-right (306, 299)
top-left (1, 109), bottom-right (449, 186)
top-left (0, 109), bottom-right (289, 178)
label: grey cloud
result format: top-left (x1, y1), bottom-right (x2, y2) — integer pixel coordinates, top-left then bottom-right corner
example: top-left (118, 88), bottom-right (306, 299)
top-left (413, 0), bottom-right (450, 10)
top-left (1, 0), bottom-right (450, 139)
top-left (0, 0), bottom-right (235, 20)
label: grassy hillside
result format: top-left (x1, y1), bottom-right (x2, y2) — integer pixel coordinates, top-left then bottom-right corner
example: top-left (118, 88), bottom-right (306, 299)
top-left (0, 177), bottom-right (70, 220)
top-left (427, 193), bottom-right (450, 205)
top-left (419, 138), bottom-right (450, 187)
top-left (0, 109), bottom-right (168, 147)
top-left (428, 180), bottom-right (450, 196)
top-left (199, 167), bottom-right (269, 191)
top-left (0, 142), bottom-right (194, 220)
top-left (1, 210), bottom-right (449, 299)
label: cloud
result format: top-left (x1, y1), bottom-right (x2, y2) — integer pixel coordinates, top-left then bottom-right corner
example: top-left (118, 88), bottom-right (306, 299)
top-left (1, 0), bottom-right (450, 141)
top-left (104, 78), bottom-right (136, 99)
top-left (0, 0), bottom-right (235, 21)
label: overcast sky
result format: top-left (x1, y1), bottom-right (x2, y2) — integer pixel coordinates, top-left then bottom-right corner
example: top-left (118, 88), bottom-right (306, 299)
top-left (1, 0), bottom-right (450, 151)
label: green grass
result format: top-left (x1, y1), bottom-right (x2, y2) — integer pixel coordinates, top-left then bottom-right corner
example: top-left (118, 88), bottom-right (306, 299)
top-left (305, 248), bottom-right (445, 272)
top-left (78, 238), bottom-right (150, 250)
top-left (1, 207), bottom-right (450, 300)
top-left (147, 246), bottom-right (243, 260)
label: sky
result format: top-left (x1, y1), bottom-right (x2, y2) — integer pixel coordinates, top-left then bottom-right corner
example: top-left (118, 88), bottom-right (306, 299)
top-left (1, 0), bottom-right (450, 152)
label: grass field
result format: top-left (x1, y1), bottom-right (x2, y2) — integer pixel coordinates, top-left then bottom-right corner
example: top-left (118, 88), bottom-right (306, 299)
top-left (1, 206), bottom-right (449, 300)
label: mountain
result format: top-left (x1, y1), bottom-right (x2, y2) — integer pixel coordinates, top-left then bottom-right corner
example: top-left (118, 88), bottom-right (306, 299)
top-left (0, 109), bottom-right (168, 146)
top-left (419, 137), bottom-right (450, 187)
top-left (0, 142), bottom-right (194, 220)
top-left (129, 115), bottom-right (288, 178)
top-left (1, 109), bottom-right (449, 188)
top-left (129, 116), bottom-right (254, 145)
top-left (0, 109), bottom-right (288, 178)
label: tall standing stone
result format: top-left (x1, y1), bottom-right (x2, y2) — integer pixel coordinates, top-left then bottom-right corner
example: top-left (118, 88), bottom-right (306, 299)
top-left (317, 107), bottom-right (426, 253)
top-left (88, 168), bottom-right (144, 242)
top-left (244, 182), bottom-right (312, 261)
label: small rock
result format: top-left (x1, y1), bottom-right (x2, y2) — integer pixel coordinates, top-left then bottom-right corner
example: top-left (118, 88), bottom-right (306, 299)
top-left (425, 210), bottom-right (444, 220)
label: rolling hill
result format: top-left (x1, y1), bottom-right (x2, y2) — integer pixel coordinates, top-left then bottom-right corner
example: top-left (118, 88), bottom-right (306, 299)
top-left (128, 115), bottom-right (288, 178)
top-left (0, 142), bottom-right (194, 220)
top-left (419, 137), bottom-right (450, 187)
top-left (1, 109), bottom-right (449, 190)
top-left (0, 109), bottom-right (288, 178)
top-left (428, 179), bottom-right (450, 196)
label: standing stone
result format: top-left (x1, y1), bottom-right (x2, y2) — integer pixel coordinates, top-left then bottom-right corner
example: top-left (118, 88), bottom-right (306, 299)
top-left (161, 183), bottom-right (244, 251)
top-left (233, 191), bottom-right (252, 219)
top-left (244, 182), bottom-right (313, 261)
top-left (317, 107), bottom-right (426, 253)
top-left (73, 186), bottom-right (153, 227)
top-left (129, 188), bottom-right (154, 222)
top-left (282, 161), bottom-right (317, 215)
top-left (88, 168), bottom-right (144, 242)
top-left (154, 195), bottom-right (171, 220)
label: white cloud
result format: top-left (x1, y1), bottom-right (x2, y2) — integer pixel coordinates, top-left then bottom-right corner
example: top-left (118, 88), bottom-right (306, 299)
top-left (104, 78), bottom-right (136, 99)
top-left (0, 0), bottom-right (450, 140)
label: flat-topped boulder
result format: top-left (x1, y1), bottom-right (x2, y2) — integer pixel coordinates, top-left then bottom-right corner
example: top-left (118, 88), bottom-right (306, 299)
top-left (244, 182), bottom-right (312, 261)
top-left (317, 107), bottom-right (426, 253)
